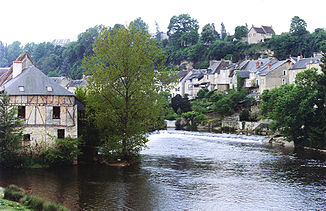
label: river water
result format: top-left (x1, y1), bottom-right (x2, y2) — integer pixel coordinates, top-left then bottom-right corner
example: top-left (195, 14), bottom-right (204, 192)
top-left (0, 130), bottom-right (325, 210)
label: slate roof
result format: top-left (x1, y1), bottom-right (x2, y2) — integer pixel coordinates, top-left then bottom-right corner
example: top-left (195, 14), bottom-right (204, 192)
top-left (0, 66), bottom-right (74, 96)
top-left (66, 79), bottom-right (87, 88)
top-left (261, 26), bottom-right (275, 34)
top-left (0, 68), bottom-right (9, 78)
top-left (235, 70), bottom-right (250, 78)
top-left (251, 26), bottom-right (274, 34)
top-left (290, 54), bottom-right (323, 70)
top-left (208, 60), bottom-right (231, 74)
top-left (258, 60), bottom-right (289, 76)
top-left (50, 76), bottom-right (66, 84)
top-left (177, 70), bottom-right (188, 80)
top-left (236, 58), bottom-right (277, 73)
top-left (187, 69), bottom-right (205, 81)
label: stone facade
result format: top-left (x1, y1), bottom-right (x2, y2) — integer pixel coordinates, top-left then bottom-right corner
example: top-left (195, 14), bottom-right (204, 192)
top-left (257, 61), bottom-right (291, 93)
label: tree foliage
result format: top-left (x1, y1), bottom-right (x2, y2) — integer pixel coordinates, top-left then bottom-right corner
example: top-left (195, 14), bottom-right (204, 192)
top-left (260, 66), bottom-right (326, 149)
top-left (83, 25), bottom-right (169, 160)
top-left (0, 92), bottom-right (24, 167)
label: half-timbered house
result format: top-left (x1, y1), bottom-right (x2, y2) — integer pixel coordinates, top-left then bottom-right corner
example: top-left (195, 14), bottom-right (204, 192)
top-left (0, 53), bottom-right (77, 146)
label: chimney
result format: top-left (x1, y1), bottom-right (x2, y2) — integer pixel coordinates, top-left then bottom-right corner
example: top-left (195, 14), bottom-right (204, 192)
top-left (268, 64), bottom-right (271, 69)
top-left (256, 61), bottom-right (260, 67)
top-left (13, 61), bottom-right (23, 78)
top-left (297, 56), bottom-right (301, 61)
top-left (83, 74), bottom-right (86, 80)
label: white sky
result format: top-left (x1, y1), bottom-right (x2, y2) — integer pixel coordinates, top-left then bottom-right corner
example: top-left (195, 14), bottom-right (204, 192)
top-left (0, 0), bottom-right (325, 45)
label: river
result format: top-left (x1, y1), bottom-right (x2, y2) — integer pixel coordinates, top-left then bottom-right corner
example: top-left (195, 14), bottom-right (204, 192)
top-left (0, 130), bottom-right (325, 210)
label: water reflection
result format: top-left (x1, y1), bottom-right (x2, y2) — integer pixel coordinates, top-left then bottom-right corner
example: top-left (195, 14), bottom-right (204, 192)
top-left (0, 130), bottom-right (324, 210)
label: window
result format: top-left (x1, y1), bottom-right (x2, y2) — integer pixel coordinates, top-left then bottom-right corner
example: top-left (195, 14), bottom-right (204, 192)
top-left (23, 134), bottom-right (30, 142)
top-left (53, 106), bottom-right (60, 119)
top-left (47, 86), bottom-right (53, 92)
top-left (282, 78), bottom-right (286, 85)
top-left (57, 129), bottom-right (65, 139)
top-left (283, 70), bottom-right (286, 76)
top-left (18, 106), bottom-right (25, 119)
top-left (18, 86), bottom-right (24, 92)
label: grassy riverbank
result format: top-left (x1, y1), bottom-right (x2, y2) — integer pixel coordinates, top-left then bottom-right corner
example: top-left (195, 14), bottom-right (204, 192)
top-left (0, 185), bottom-right (68, 211)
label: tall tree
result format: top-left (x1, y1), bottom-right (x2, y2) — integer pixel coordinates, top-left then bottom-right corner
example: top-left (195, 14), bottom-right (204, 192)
top-left (167, 14), bottom-right (199, 48)
top-left (83, 25), bottom-right (170, 160)
top-left (0, 92), bottom-right (24, 167)
top-left (220, 22), bottom-right (227, 40)
top-left (201, 23), bottom-right (219, 45)
top-left (130, 17), bottom-right (149, 33)
top-left (290, 16), bottom-right (308, 36)
top-left (234, 25), bottom-right (248, 40)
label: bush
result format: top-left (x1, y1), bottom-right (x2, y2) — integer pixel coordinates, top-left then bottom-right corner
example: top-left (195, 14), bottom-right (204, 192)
top-left (23, 195), bottom-right (45, 211)
top-left (239, 109), bottom-right (250, 121)
top-left (43, 201), bottom-right (67, 211)
top-left (44, 137), bottom-right (81, 166)
top-left (4, 185), bottom-right (24, 202)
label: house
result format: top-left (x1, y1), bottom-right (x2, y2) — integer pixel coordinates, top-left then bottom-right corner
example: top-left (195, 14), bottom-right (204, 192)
top-left (248, 25), bottom-right (275, 44)
top-left (50, 76), bottom-right (70, 88)
top-left (184, 69), bottom-right (206, 99)
top-left (171, 70), bottom-right (192, 97)
top-left (0, 53), bottom-right (78, 146)
top-left (257, 60), bottom-right (292, 93)
top-left (231, 58), bottom-right (278, 91)
top-left (214, 62), bottom-right (236, 92)
top-left (65, 75), bottom-right (88, 93)
top-left (288, 53), bottom-right (323, 84)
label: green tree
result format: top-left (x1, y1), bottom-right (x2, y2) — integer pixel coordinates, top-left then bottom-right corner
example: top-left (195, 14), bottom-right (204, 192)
top-left (201, 23), bottom-right (219, 45)
top-left (130, 17), bottom-right (149, 33)
top-left (83, 25), bottom-right (169, 160)
top-left (260, 67), bottom-right (326, 149)
top-left (234, 25), bottom-right (248, 40)
top-left (290, 16), bottom-right (308, 36)
top-left (220, 22), bottom-right (227, 40)
top-left (0, 91), bottom-right (24, 167)
top-left (167, 14), bottom-right (199, 48)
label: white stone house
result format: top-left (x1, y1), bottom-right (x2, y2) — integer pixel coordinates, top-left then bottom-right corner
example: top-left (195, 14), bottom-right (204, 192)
top-left (248, 25), bottom-right (275, 44)
top-left (0, 53), bottom-right (78, 146)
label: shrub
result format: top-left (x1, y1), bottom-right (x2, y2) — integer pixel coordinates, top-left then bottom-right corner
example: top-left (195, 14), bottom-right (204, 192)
top-left (43, 201), bottom-right (67, 211)
top-left (44, 137), bottom-right (81, 167)
top-left (4, 185), bottom-right (25, 202)
top-left (22, 195), bottom-right (45, 211)
top-left (239, 109), bottom-right (250, 121)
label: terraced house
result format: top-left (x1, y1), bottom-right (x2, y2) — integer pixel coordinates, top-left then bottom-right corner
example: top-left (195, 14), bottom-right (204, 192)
top-left (0, 53), bottom-right (78, 146)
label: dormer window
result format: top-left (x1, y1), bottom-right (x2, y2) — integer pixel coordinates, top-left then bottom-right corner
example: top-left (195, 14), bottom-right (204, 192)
top-left (47, 86), bottom-right (53, 92)
top-left (18, 86), bottom-right (24, 92)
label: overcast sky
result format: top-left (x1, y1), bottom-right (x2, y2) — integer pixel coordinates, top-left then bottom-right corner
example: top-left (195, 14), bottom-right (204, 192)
top-left (0, 0), bottom-right (325, 45)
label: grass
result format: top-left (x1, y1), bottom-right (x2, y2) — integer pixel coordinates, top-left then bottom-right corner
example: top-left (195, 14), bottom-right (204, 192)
top-left (0, 197), bottom-right (31, 210)
top-left (1, 185), bottom-right (68, 211)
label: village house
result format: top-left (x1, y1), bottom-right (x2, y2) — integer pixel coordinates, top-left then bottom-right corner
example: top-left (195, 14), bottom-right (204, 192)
top-left (257, 59), bottom-right (292, 94)
top-left (65, 75), bottom-right (88, 93)
top-left (231, 58), bottom-right (278, 91)
top-left (184, 69), bottom-right (206, 99)
top-left (0, 53), bottom-right (78, 146)
top-left (248, 25), bottom-right (275, 44)
top-left (171, 70), bottom-right (192, 97)
top-left (288, 53), bottom-right (323, 84)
